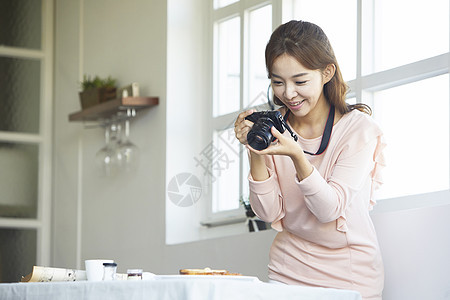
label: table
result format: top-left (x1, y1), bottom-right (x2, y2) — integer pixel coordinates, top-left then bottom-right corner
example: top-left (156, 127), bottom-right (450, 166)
top-left (0, 277), bottom-right (362, 300)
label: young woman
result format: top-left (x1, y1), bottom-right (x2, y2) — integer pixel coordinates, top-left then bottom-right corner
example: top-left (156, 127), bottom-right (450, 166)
top-left (234, 20), bottom-right (386, 299)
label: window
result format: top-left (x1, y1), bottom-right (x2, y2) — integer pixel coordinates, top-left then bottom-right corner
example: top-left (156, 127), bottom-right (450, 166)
top-left (361, 0), bottom-right (449, 199)
top-left (0, 0), bottom-right (53, 281)
top-left (289, 0), bottom-right (357, 80)
top-left (209, 1), bottom-right (275, 221)
top-left (209, 0), bottom-right (449, 223)
top-left (373, 74), bottom-right (449, 199)
top-left (214, 16), bottom-right (241, 117)
top-left (246, 5), bottom-right (273, 108)
top-left (289, 0), bottom-right (449, 200)
top-left (214, 0), bottom-right (239, 10)
top-left (369, 0), bottom-right (448, 73)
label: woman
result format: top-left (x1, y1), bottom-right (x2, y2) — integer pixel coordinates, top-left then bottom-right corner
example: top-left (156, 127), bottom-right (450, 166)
top-left (234, 20), bottom-right (386, 299)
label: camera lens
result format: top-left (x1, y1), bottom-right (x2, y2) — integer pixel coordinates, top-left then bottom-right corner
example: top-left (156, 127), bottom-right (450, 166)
top-left (247, 118), bottom-right (274, 150)
top-left (247, 133), bottom-right (270, 150)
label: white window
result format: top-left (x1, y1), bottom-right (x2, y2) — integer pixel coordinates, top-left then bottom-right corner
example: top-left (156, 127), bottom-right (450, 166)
top-left (289, 0), bottom-right (357, 81)
top-left (373, 74), bottom-right (449, 198)
top-left (292, 0), bottom-right (449, 202)
top-left (364, 0), bottom-right (449, 199)
top-left (214, 0), bottom-right (239, 10)
top-left (0, 0), bottom-right (53, 281)
top-left (368, 0), bottom-right (448, 74)
top-left (214, 16), bottom-right (241, 117)
top-left (291, 0), bottom-right (449, 200)
top-left (208, 1), bottom-right (275, 222)
top-left (209, 0), bottom-right (449, 222)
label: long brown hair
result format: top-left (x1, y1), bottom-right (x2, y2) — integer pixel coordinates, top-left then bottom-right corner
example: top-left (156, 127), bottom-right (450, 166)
top-left (265, 20), bottom-right (370, 115)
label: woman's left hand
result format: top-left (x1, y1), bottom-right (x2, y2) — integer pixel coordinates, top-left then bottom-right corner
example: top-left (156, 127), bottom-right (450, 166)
top-left (248, 126), bottom-right (314, 181)
top-left (247, 126), bottom-right (303, 158)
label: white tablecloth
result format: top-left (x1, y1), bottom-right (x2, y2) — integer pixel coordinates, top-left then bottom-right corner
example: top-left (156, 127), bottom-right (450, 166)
top-left (0, 277), bottom-right (362, 300)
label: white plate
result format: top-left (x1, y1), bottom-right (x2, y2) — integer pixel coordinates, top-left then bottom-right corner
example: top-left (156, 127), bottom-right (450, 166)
top-left (154, 275), bottom-right (260, 282)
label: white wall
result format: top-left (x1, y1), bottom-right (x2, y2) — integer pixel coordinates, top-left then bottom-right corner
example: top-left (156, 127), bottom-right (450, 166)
top-left (165, 0), bottom-right (250, 245)
top-left (371, 199), bottom-right (450, 300)
top-left (165, 0), bottom-right (212, 244)
top-left (53, 0), bottom-right (167, 273)
top-left (52, 0), bottom-right (450, 298)
top-left (53, 0), bottom-right (273, 280)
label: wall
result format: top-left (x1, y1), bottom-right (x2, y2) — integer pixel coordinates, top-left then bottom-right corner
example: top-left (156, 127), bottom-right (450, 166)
top-left (165, 0), bottom-right (213, 244)
top-left (53, 0), bottom-right (167, 272)
top-left (53, 0), bottom-right (273, 280)
top-left (52, 0), bottom-right (450, 298)
top-left (371, 199), bottom-right (450, 300)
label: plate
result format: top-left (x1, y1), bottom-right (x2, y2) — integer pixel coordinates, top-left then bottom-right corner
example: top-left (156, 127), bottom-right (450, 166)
top-left (154, 275), bottom-right (260, 282)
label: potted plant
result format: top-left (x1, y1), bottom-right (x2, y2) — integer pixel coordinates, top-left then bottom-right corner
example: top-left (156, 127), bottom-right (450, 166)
top-left (79, 75), bottom-right (117, 109)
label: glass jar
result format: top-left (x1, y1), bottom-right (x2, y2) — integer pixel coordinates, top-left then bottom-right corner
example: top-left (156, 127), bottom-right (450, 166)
top-left (102, 262), bottom-right (117, 281)
top-left (127, 269), bottom-right (143, 280)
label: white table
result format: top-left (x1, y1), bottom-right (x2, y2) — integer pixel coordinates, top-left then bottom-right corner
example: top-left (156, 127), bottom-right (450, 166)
top-left (0, 277), bottom-right (362, 300)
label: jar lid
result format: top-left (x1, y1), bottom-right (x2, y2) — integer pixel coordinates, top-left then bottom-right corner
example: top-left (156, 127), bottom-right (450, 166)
top-left (103, 262), bottom-right (117, 267)
top-left (127, 269), bottom-right (143, 273)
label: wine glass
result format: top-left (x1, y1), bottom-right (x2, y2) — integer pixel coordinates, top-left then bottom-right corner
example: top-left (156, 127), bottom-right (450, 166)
top-left (95, 123), bottom-right (120, 176)
top-left (117, 118), bottom-right (139, 172)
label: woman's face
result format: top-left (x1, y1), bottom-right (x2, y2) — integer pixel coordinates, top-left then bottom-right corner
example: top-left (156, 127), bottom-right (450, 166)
top-left (270, 54), bottom-right (329, 118)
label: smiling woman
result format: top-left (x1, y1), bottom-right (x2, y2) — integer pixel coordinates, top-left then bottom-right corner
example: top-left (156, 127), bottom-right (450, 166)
top-left (269, 55), bottom-right (334, 121)
top-left (234, 20), bottom-right (385, 299)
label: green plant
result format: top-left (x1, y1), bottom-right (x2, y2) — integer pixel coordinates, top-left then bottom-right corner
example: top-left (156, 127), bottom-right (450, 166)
top-left (81, 75), bottom-right (117, 91)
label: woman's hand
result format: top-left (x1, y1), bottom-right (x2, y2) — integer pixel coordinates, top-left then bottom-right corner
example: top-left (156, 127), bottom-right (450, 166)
top-left (234, 109), bottom-right (256, 145)
top-left (235, 109), bottom-right (270, 180)
top-left (249, 126), bottom-right (313, 180)
top-left (248, 126), bottom-right (302, 158)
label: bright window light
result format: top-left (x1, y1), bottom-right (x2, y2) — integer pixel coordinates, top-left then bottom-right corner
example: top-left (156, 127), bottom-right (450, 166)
top-left (373, 74), bottom-right (449, 199)
top-left (292, 0), bottom-right (357, 81)
top-left (212, 128), bottom-right (241, 212)
top-left (214, 16), bottom-right (241, 117)
top-left (372, 0), bottom-right (449, 72)
top-left (246, 5), bottom-right (272, 108)
top-left (214, 0), bottom-right (239, 10)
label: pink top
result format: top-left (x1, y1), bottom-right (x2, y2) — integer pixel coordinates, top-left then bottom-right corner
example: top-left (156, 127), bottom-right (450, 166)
top-left (248, 109), bottom-right (386, 300)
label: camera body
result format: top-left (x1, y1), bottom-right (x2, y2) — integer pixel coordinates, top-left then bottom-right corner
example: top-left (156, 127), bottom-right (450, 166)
top-left (245, 111), bottom-right (297, 150)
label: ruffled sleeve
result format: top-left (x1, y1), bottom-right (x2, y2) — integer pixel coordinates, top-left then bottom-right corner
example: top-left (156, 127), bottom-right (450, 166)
top-left (298, 112), bottom-right (386, 233)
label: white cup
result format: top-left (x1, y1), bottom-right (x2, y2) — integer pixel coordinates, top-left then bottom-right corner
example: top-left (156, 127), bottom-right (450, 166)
top-left (85, 259), bottom-right (114, 281)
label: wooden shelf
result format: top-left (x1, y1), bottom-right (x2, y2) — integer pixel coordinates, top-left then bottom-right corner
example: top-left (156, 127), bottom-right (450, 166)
top-left (68, 96), bottom-right (159, 122)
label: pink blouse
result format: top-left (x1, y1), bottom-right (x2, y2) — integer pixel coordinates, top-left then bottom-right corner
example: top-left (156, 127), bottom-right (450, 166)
top-left (248, 109), bottom-right (386, 300)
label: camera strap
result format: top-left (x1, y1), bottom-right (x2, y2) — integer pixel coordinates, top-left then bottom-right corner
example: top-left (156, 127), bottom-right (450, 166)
top-left (284, 105), bottom-right (335, 156)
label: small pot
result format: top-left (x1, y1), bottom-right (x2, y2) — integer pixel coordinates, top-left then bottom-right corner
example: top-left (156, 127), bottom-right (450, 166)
top-left (79, 87), bottom-right (117, 109)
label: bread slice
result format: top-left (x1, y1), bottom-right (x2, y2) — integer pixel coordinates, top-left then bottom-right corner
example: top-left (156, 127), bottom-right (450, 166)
top-left (179, 267), bottom-right (241, 276)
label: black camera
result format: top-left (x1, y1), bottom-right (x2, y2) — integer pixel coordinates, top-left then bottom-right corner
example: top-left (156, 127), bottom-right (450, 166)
top-left (245, 111), bottom-right (298, 150)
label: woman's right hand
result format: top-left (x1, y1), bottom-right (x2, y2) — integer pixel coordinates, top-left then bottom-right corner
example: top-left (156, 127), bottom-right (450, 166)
top-left (234, 109), bottom-right (255, 145)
